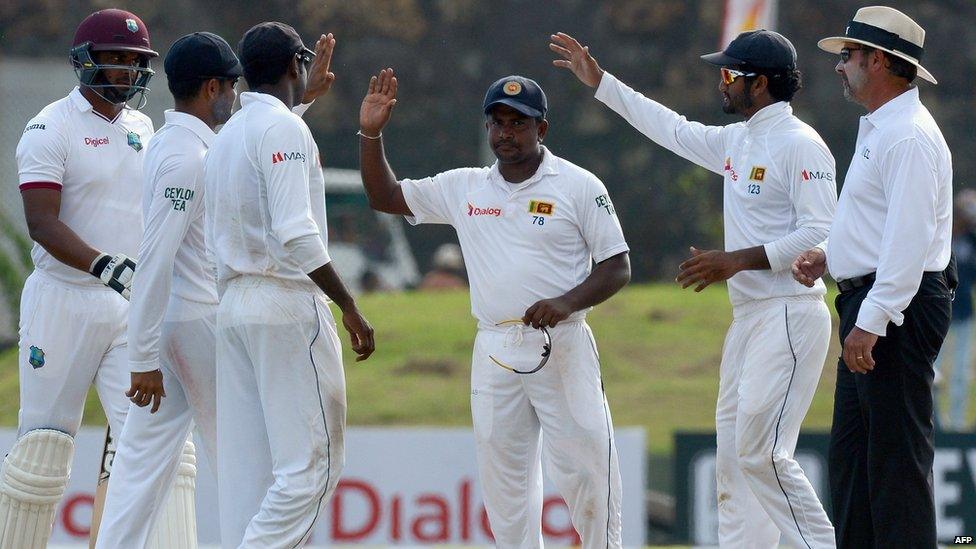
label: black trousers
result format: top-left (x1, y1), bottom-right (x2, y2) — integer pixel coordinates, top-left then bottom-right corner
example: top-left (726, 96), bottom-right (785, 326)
top-left (829, 272), bottom-right (952, 549)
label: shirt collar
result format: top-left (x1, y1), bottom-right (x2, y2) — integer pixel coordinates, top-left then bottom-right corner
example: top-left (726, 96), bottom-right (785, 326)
top-left (163, 110), bottom-right (216, 147)
top-left (69, 86), bottom-right (94, 112)
top-left (863, 87), bottom-right (920, 128)
top-left (240, 91), bottom-right (291, 112)
top-left (488, 146), bottom-right (560, 189)
top-left (745, 101), bottom-right (792, 131)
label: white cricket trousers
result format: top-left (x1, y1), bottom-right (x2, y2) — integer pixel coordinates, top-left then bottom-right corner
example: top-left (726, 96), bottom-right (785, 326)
top-left (216, 276), bottom-right (346, 549)
top-left (471, 320), bottom-right (622, 548)
top-left (715, 295), bottom-right (835, 549)
top-left (95, 297), bottom-right (217, 548)
top-left (17, 270), bottom-right (130, 437)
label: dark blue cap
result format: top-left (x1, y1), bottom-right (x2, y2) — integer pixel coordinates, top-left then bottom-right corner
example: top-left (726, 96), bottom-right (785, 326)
top-left (164, 32), bottom-right (242, 83)
top-left (483, 75), bottom-right (547, 119)
top-left (701, 29), bottom-right (797, 71)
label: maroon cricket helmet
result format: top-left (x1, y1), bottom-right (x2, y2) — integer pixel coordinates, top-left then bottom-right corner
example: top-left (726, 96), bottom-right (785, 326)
top-left (72, 9), bottom-right (158, 57)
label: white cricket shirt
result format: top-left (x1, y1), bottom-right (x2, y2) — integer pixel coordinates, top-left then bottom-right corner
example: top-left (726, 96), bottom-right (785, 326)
top-left (128, 110), bottom-right (217, 373)
top-left (16, 87), bottom-right (153, 287)
top-left (826, 87), bottom-right (952, 336)
top-left (595, 72), bottom-right (837, 308)
top-left (204, 92), bottom-right (329, 291)
top-left (401, 146), bottom-right (629, 327)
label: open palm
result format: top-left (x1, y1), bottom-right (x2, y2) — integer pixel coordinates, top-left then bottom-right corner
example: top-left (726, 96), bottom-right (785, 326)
top-left (549, 32), bottom-right (604, 88)
top-left (360, 68), bottom-right (398, 136)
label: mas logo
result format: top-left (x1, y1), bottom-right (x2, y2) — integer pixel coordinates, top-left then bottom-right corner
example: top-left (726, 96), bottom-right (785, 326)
top-left (467, 203), bottom-right (502, 217)
top-left (28, 346), bottom-right (45, 369)
top-left (749, 166), bottom-right (766, 182)
top-left (528, 200), bottom-right (554, 216)
top-left (801, 170), bottom-right (834, 182)
top-left (272, 151), bottom-right (307, 164)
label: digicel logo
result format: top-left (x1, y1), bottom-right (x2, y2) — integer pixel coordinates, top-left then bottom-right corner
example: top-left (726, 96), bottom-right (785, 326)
top-left (467, 203), bottom-right (502, 217)
top-left (84, 137), bottom-right (110, 147)
top-left (327, 477), bottom-right (580, 544)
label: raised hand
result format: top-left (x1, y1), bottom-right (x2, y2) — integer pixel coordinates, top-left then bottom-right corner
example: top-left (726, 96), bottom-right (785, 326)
top-left (360, 68), bottom-right (398, 137)
top-left (549, 32), bottom-right (605, 88)
top-left (302, 33), bottom-right (337, 103)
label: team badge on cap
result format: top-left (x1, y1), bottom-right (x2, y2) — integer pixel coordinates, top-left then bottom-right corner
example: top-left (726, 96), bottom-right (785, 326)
top-left (29, 346), bottom-right (45, 369)
top-left (127, 131), bottom-right (143, 152)
top-left (126, 18), bottom-right (139, 33)
top-left (503, 81), bottom-right (522, 95)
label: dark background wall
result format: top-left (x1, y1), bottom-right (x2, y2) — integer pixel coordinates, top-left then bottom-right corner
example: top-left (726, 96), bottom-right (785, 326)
top-left (3, 0), bottom-right (973, 279)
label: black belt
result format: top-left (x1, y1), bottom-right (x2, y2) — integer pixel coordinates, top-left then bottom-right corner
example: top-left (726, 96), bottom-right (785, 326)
top-left (837, 272), bottom-right (876, 293)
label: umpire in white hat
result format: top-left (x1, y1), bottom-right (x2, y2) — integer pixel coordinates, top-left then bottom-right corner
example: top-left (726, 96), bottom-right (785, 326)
top-left (793, 6), bottom-right (953, 548)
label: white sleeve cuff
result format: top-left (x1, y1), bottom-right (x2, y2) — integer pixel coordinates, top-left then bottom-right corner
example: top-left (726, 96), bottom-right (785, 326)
top-left (129, 358), bottom-right (161, 374)
top-left (763, 242), bottom-right (789, 273)
top-left (283, 232), bottom-right (331, 273)
top-left (855, 300), bottom-right (899, 337)
top-left (292, 101), bottom-right (314, 117)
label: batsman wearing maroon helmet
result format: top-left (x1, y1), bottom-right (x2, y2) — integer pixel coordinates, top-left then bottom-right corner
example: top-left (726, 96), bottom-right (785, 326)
top-left (0, 9), bottom-right (168, 548)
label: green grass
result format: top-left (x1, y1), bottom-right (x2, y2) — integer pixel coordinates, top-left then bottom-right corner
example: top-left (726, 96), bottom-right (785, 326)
top-left (1, 283), bottom-right (972, 455)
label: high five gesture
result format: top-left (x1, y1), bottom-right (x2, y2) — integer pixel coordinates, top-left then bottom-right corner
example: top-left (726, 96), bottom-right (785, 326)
top-left (360, 68), bottom-right (398, 138)
top-left (549, 32), bottom-right (605, 88)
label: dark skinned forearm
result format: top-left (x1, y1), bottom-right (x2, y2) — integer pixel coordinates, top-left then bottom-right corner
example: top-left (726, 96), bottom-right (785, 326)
top-left (561, 252), bottom-right (631, 312)
top-left (730, 245), bottom-right (771, 271)
top-left (359, 136), bottom-right (405, 215)
top-left (28, 215), bottom-right (102, 273)
top-left (307, 261), bottom-right (357, 312)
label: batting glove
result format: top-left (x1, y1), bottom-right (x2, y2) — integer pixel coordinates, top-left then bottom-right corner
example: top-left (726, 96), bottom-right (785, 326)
top-left (90, 253), bottom-right (136, 300)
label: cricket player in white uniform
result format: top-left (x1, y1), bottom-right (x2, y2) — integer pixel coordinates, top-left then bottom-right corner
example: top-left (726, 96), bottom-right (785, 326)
top-left (205, 22), bottom-right (374, 548)
top-left (0, 9), bottom-right (158, 548)
top-left (551, 31), bottom-right (837, 548)
top-left (359, 69), bottom-right (631, 548)
top-left (90, 32), bottom-right (242, 549)
top-left (94, 29), bottom-right (339, 549)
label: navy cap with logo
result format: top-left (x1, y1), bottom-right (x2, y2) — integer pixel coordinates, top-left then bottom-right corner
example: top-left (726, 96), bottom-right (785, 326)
top-left (483, 75), bottom-right (548, 119)
top-left (164, 32), bottom-right (242, 83)
top-left (701, 29), bottom-right (797, 71)
top-left (238, 22), bottom-right (305, 74)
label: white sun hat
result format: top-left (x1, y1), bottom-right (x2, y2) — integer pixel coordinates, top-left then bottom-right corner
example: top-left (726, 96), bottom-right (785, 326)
top-left (818, 5), bottom-right (936, 84)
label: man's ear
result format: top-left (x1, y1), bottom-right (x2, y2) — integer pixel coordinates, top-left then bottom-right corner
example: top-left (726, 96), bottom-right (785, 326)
top-left (752, 74), bottom-right (768, 97)
top-left (206, 78), bottom-right (221, 100)
top-left (538, 119), bottom-right (549, 142)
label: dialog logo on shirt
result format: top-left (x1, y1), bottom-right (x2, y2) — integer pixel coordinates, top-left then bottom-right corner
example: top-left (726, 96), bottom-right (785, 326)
top-left (84, 136), bottom-right (110, 147)
top-left (467, 203), bottom-right (502, 217)
top-left (528, 200), bottom-right (554, 215)
top-left (801, 170), bottom-right (834, 182)
top-left (749, 166), bottom-right (766, 181)
top-left (272, 151), bottom-right (307, 164)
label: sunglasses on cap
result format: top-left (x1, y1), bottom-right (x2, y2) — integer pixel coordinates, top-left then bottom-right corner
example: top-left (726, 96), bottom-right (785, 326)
top-left (839, 46), bottom-right (865, 64)
top-left (296, 46), bottom-right (315, 66)
top-left (720, 67), bottom-right (757, 85)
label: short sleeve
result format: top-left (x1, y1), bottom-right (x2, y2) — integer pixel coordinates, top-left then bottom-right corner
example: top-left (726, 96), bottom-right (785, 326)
top-left (577, 175), bottom-right (630, 263)
top-left (400, 168), bottom-right (473, 226)
top-left (258, 115), bottom-right (320, 245)
top-left (16, 116), bottom-right (67, 190)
